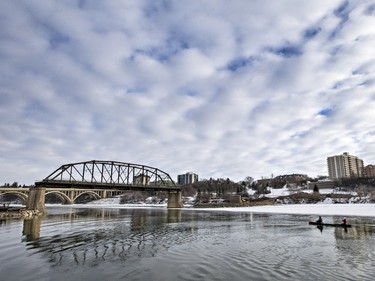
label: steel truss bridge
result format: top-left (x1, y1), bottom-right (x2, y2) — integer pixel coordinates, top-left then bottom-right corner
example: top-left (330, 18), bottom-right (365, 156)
top-left (36, 160), bottom-right (179, 190)
top-left (0, 160), bottom-right (182, 208)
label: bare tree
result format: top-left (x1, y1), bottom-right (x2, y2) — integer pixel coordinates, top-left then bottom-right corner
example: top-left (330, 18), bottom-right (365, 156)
top-left (244, 176), bottom-right (254, 188)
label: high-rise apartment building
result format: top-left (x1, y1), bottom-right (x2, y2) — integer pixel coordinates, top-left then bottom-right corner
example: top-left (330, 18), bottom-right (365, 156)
top-left (363, 164), bottom-right (375, 178)
top-left (177, 172), bottom-right (199, 185)
top-left (327, 152), bottom-right (364, 180)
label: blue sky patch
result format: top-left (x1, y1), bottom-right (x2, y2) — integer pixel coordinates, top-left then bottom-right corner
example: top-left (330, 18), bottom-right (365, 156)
top-left (364, 3), bottom-right (375, 15)
top-left (227, 56), bottom-right (256, 72)
top-left (318, 107), bottom-right (334, 117)
top-left (268, 45), bottom-right (302, 58)
top-left (291, 130), bottom-right (308, 139)
top-left (179, 86), bottom-right (198, 97)
top-left (334, 0), bottom-right (350, 21)
top-left (130, 37), bottom-right (189, 63)
top-left (49, 33), bottom-right (70, 49)
top-left (330, 1), bottom-right (351, 39)
top-left (131, 48), bottom-right (169, 62)
top-left (143, 0), bottom-right (172, 17)
top-left (332, 80), bottom-right (343, 89)
top-left (352, 68), bottom-right (368, 75)
top-left (303, 26), bottom-right (321, 39)
top-left (359, 79), bottom-right (374, 87)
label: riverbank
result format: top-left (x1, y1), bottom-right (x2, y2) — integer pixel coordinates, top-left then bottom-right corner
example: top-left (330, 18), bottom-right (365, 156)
top-left (0, 208), bottom-right (43, 219)
top-left (3, 201), bottom-right (375, 219)
top-left (194, 203), bottom-right (375, 218)
top-left (193, 197), bottom-right (274, 208)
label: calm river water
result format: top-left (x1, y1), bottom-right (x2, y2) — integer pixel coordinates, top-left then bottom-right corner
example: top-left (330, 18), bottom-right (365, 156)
top-left (0, 206), bottom-right (374, 281)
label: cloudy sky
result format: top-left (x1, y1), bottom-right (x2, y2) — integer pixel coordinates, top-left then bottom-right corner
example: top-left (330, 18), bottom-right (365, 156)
top-left (1, 0), bottom-right (375, 185)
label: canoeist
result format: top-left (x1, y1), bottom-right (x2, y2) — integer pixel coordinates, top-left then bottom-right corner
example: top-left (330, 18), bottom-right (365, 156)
top-left (316, 216), bottom-right (323, 224)
top-left (342, 217), bottom-right (347, 226)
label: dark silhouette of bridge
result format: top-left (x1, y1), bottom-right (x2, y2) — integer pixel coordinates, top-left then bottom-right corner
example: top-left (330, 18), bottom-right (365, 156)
top-left (23, 160), bottom-right (183, 211)
top-left (35, 160), bottom-right (179, 191)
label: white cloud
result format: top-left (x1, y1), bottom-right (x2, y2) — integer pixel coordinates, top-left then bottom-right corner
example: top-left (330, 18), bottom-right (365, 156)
top-left (1, 0), bottom-right (375, 184)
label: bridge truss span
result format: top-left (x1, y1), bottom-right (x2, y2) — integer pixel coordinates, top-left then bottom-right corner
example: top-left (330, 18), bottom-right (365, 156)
top-left (36, 160), bottom-right (178, 190)
top-left (27, 160), bottom-right (183, 211)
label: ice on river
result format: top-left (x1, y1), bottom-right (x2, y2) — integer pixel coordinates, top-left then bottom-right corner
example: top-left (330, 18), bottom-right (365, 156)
top-left (196, 204), bottom-right (375, 217)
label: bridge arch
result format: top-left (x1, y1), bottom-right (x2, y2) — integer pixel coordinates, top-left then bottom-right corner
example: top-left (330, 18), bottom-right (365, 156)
top-left (73, 191), bottom-right (101, 202)
top-left (0, 191), bottom-right (28, 204)
top-left (45, 191), bottom-right (72, 205)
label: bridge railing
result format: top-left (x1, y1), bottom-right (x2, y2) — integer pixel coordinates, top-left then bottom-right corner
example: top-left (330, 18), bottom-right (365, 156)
top-left (35, 179), bottom-right (180, 192)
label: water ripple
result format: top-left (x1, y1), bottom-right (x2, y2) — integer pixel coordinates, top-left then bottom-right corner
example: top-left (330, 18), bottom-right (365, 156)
top-left (1, 209), bottom-right (374, 281)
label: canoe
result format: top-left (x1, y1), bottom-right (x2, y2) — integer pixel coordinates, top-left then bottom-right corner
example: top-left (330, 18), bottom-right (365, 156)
top-left (309, 222), bottom-right (351, 228)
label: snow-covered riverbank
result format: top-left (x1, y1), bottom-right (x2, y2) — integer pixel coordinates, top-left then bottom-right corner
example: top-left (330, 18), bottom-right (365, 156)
top-left (45, 185), bottom-right (375, 218)
top-left (53, 199), bottom-right (375, 218)
top-left (193, 204), bottom-right (375, 217)
top-left (27, 186), bottom-right (369, 219)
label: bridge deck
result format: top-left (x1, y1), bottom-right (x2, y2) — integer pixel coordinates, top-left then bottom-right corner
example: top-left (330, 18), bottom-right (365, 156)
top-left (35, 180), bottom-right (181, 192)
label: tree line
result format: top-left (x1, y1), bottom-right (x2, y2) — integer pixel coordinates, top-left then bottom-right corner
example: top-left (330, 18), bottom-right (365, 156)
top-left (0, 181), bottom-right (25, 187)
top-left (334, 177), bottom-right (375, 188)
top-left (1, 182), bottom-right (32, 188)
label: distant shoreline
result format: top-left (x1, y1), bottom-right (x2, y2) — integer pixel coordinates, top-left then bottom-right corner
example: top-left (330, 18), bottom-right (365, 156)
top-left (2, 203), bottom-right (375, 219)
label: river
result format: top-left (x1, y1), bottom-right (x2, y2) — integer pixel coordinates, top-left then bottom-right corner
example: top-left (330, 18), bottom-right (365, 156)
top-left (0, 206), bottom-right (374, 281)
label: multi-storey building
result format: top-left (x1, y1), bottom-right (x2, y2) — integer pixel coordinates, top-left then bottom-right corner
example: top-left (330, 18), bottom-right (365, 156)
top-left (327, 152), bottom-right (364, 180)
top-left (177, 172), bottom-right (199, 185)
top-left (363, 164), bottom-right (375, 178)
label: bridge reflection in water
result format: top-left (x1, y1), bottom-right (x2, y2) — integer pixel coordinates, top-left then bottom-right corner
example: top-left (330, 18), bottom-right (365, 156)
top-left (21, 210), bottom-right (375, 273)
top-left (21, 208), bottom-right (194, 268)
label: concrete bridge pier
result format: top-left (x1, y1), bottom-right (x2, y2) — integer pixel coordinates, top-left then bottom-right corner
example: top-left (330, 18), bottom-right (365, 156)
top-left (167, 191), bottom-right (183, 208)
top-left (23, 217), bottom-right (42, 241)
top-left (26, 187), bottom-right (47, 214)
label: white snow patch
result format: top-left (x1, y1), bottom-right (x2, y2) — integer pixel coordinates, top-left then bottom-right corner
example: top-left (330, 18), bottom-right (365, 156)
top-left (193, 204), bottom-right (375, 217)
